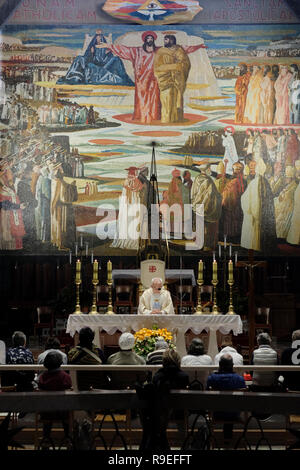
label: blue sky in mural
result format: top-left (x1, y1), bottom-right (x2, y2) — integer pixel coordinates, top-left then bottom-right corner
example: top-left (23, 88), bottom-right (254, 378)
top-left (2, 23), bottom-right (300, 50)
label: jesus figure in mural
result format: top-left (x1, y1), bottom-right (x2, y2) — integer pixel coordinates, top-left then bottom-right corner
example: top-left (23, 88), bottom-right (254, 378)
top-left (102, 31), bottom-right (161, 124)
top-left (101, 31), bottom-right (205, 124)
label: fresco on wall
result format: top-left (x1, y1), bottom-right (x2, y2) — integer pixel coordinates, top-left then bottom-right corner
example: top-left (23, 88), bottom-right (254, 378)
top-left (0, 24), bottom-right (300, 257)
top-left (102, 0), bottom-right (203, 25)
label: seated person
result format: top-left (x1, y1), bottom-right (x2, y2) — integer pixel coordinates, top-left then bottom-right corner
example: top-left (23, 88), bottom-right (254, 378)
top-left (138, 277), bottom-right (174, 315)
top-left (57, 30), bottom-right (134, 86)
top-left (38, 351), bottom-right (72, 444)
top-left (281, 329), bottom-right (300, 391)
top-left (148, 350), bottom-right (189, 450)
top-left (37, 336), bottom-right (67, 365)
top-left (207, 354), bottom-right (246, 440)
top-left (181, 338), bottom-right (213, 387)
top-left (251, 332), bottom-right (279, 391)
top-left (3, 331), bottom-right (35, 391)
top-left (146, 338), bottom-right (169, 365)
top-left (68, 327), bottom-right (106, 390)
top-left (107, 332), bottom-right (145, 365)
top-left (214, 339), bottom-right (244, 366)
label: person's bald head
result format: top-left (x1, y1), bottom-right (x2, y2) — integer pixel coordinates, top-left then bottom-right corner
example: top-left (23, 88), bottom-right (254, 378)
top-left (219, 354), bottom-right (234, 373)
top-left (151, 278), bottom-right (163, 293)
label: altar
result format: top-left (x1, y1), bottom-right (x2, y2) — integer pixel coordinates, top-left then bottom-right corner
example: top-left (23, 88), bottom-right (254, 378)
top-left (66, 314), bottom-right (243, 359)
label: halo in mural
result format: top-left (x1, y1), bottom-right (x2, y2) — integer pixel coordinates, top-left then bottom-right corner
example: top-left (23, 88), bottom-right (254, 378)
top-left (102, 0), bottom-right (203, 25)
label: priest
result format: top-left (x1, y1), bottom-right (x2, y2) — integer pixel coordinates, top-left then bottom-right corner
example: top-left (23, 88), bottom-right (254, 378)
top-left (138, 278), bottom-right (174, 315)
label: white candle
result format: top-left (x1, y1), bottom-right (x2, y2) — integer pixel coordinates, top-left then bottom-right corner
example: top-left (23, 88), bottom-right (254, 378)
top-left (85, 242), bottom-right (89, 256)
top-left (69, 251), bottom-right (72, 264)
top-left (218, 244), bottom-right (221, 258)
top-left (229, 244), bottom-right (232, 258)
top-left (75, 242), bottom-right (78, 256)
top-left (80, 235), bottom-right (83, 247)
top-left (224, 235), bottom-right (227, 249)
top-left (91, 251), bottom-right (94, 264)
top-left (235, 251), bottom-right (238, 264)
top-left (213, 251), bottom-right (216, 262)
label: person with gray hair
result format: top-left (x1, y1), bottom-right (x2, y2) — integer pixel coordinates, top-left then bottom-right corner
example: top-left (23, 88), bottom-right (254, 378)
top-left (138, 277), bottom-right (174, 315)
top-left (4, 331), bottom-right (35, 391)
top-left (146, 337), bottom-right (169, 365)
top-left (251, 332), bottom-right (279, 390)
top-left (281, 329), bottom-right (300, 390)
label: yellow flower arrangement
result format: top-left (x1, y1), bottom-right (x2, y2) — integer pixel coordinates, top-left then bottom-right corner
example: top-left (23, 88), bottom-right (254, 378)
top-left (134, 325), bottom-right (174, 357)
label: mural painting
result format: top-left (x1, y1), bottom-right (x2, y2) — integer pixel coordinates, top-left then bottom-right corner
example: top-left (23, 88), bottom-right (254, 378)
top-left (0, 24), bottom-right (300, 257)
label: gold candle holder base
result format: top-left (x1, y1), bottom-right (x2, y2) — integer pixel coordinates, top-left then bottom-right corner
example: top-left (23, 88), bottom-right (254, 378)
top-left (105, 280), bottom-right (116, 315)
top-left (194, 279), bottom-right (204, 315)
top-left (211, 279), bottom-right (219, 315)
top-left (74, 280), bottom-right (82, 314)
top-left (89, 280), bottom-right (99, 315)
top-left (226, 280), bottom-right (236, 315)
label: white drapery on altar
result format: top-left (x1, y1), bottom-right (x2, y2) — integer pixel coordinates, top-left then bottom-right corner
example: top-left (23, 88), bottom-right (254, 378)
top-left (66, 314), bottom-right (243, 358)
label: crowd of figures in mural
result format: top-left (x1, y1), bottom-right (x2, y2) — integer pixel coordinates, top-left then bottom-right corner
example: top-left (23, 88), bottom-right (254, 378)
top-left (0, 24), bottom-right (300, 255)
top-left (235, 62), bottom-right (300, 125)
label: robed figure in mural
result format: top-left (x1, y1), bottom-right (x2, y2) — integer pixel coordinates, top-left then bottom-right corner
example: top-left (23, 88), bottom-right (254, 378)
top-left (0, 168), bottom-right (25, 250)
top-left (244, 65), bottom-right (264, 124)
top-left (260, 65), bottom-right (275, 125)
top-left (274, 65), bottom-right (292, 125)
top-left (222, 127), bottom-right (239, 175)
top-left (274, 166), bottom-right (298, 240)
top-left (191, 163), bottom-right (222, 251)
top-left (287, 160), bottom-right (300, 246)
top-left (154, 34), bottom-right (190, 123)
top-left (234, 63), bottom-right (250, 124)
top-left (221, 161), bottom-right (246, 244)
top-left (104, 31), bottom-right (161, 124)
top-left (111, 167), bottom-right (143, 250)
top-left (50, 166), bottom-right (78, 250)
top-left (57, 31), bottom-right (134, 86)
top-left (241, 158), bottom-right (277, 253)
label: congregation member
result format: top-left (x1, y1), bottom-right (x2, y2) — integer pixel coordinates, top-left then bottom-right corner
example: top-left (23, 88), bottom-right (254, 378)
top-left (146, 338), bottom-right (169, 365)
top-left (281, 330), bottom-right (300, 391)
top-left (207, 354), bottom-right (246, 440)
top-left (37, 336), bottom-right (67, 365)
top-left (68, 327), bottom-right (105, 390)
top-left (250, 332), bottom-right (279, 390)
top-left (107, 332), bottom-right (145, 365)
top-left (151, 350), bottom-right (189, 450)
top-left (38, 351), bottom-right (72, 446)
top-left (138, 277), bottom-right (174, 315)
top-left (4, 331), bottom-right (35, 391)
top-left (181, 338), bottom-right (213, 387)
top-left (214, 339), bottom-right (244, 366)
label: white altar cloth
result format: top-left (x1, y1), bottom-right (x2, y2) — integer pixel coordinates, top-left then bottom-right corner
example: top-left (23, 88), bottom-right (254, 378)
top-left (66, 314), bottom-right (243, 359)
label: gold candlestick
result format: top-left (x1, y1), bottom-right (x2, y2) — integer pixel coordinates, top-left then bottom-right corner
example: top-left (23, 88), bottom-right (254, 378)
top-left (227, 261), bottom-right (235, 315)
top-left (211, 279), bottom-right (219, 315)
top-left (106, 260), bottom-right (115, 315)
top-left (89, 280), bottom-right (99, 314)
top-left (74, 259), bottom-right (82, 314)
top-left (194, 279), bottom-right (204, 315)
top-left (194, 260), bottom-right (204, 315)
